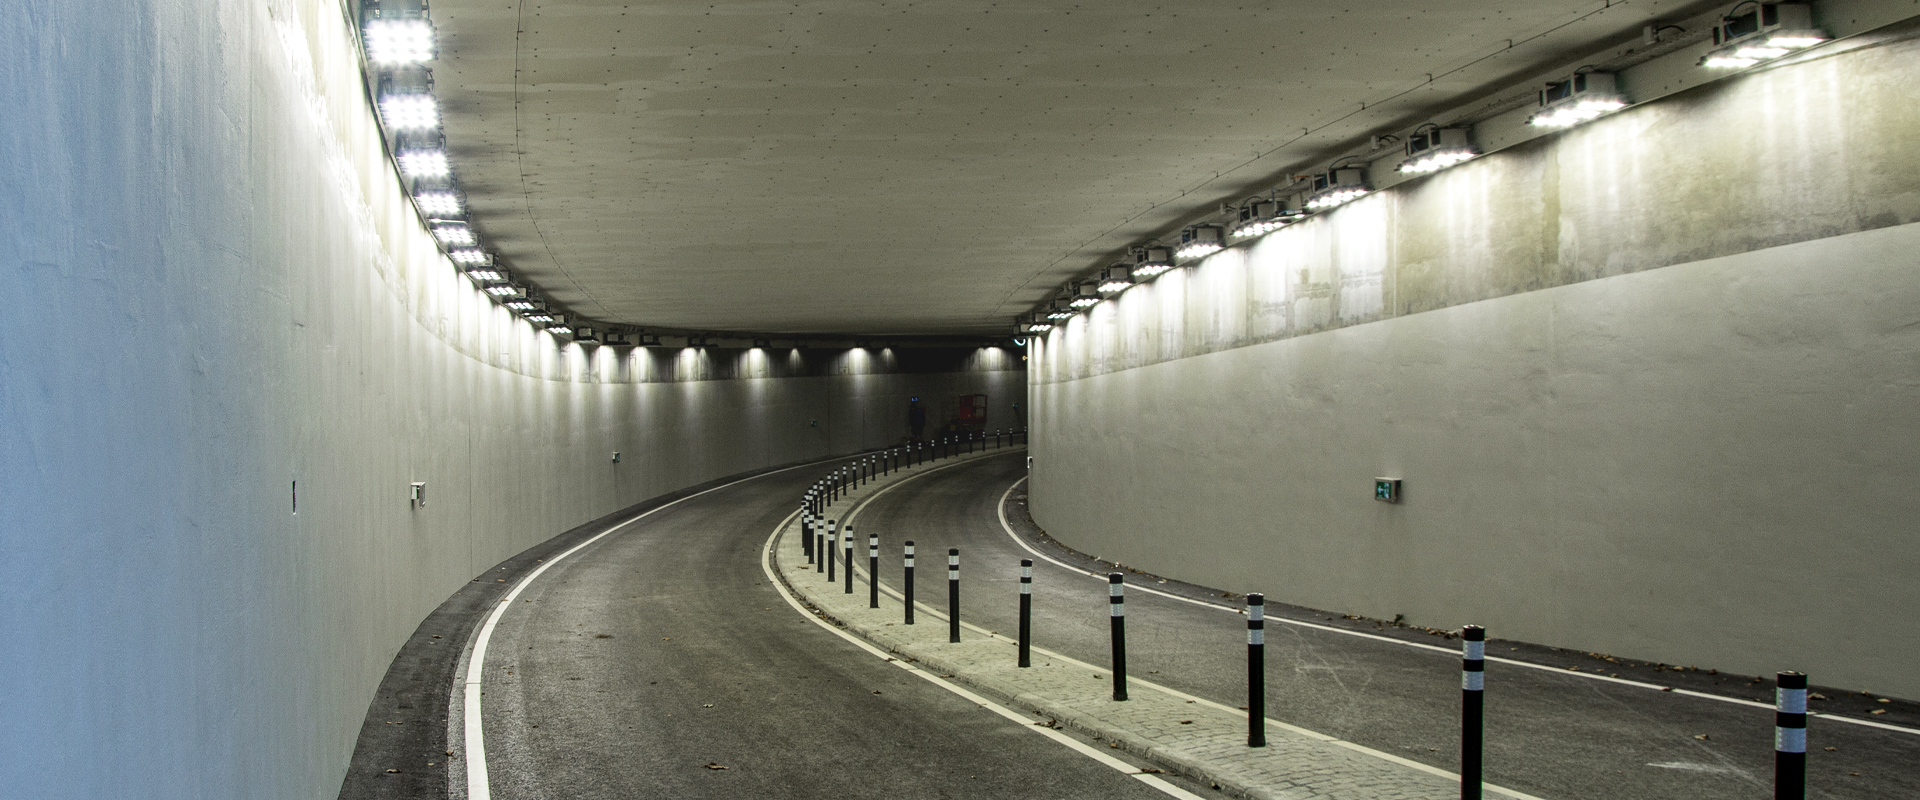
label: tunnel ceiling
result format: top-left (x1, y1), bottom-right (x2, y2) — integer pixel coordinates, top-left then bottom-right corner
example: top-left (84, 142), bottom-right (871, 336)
top-left (427, 0), bottom-right (1716, 336)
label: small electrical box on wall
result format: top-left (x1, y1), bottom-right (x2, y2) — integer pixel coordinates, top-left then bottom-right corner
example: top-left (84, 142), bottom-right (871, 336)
top-left (1374, 478), bottom-right (1401, 503)
top-left (410, 482), bottom-right (427, 509)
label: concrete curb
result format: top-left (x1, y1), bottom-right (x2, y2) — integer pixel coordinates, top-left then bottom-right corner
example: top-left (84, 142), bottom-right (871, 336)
top-left (770, 447), bottom-right (1502, 800)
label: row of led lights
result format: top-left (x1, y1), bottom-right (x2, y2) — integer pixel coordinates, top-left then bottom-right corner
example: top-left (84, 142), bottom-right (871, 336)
top-left (1017, 1), bottom-right (1828, 336)
top-left (362, 0), bottom-right (601, 340)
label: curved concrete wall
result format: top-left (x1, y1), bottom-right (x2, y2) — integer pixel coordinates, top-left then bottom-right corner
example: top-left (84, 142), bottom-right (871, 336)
top-left (0, 1), bottom-right (1018, 798)
top-left (1030, 35), bottom-right (1920, 699)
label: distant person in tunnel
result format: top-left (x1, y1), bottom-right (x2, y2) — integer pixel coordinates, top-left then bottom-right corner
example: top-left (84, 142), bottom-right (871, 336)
top-left (909, 397), bottom-right (926, 441)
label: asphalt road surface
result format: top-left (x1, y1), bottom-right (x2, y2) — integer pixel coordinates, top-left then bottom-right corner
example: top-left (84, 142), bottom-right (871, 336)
top-left (465, 454), bottom-right (1214, 799)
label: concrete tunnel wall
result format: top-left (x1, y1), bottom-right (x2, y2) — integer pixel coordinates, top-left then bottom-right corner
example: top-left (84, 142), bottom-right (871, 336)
top-left (0, 1), bottom-right (1020, 799)
top-left (1029, 33), bottom-right (1920, 700)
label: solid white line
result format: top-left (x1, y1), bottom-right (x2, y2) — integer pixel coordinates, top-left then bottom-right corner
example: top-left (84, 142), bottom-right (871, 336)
top-left (994, 477), bottom-right (1920, 737)
top-left (460, 456), bottom-right (855, 800)
top-left (759, 508), bottom-right (1209, 800)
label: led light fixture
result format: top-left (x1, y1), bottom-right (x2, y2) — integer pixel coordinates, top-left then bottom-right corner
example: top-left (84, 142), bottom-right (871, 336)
top-left (484, 283), bottom-right (524, 298)
top-left (380, 93), bottom-right (438, 131)
top-left (377, 66), bottom-right (438, 131)
top-left (448, 248), bottom-right (489, 265)
top-left (1130, 244), bottom-right (1175, 278)
top-left (504, 297), bottom-right (540, 311)
top-left (752, 337), bottom-right (773, 349)
top-left (1233, 199), bottom-right (1282, 238)
top-left (640, 332), bottom-right (663, 347)
top-left (687, 335), bottom-right (713, 348)
top-left (1175, 225), bottom-right (1225, 260)
top-left (396, 132), bottom-right (450, 178)
top-left (1045, 292), bottom-right (1074, 320)
top-left (573, 326), bottom-right (599, 344)
top-left (414, 190), bottom-right (462, 216)
top-left (1700, 3), bottom-right (1825, 68)
top-left (363, 7), bottom-right (436, 65)
top-left (1398, 126), bottom-right (1478, 173)
top-left (524, 312), bottom-right (554, 323)
top-left (431, 222), bottom-right (474, 245)
top-left (1306, 166), bottom-right (1369, 211)
top-left (465, 266), bottom-right (505, 282)
top-left (1527, 72), bottom-right (1627, 128)
top-left (546, 324), bottom-right (573, 336)
top-left (603, 331), bottom-right (633, 346)
top-left (1069, 280), bottom-right (1101, 308)
top-left (1098, 264), bottom-right (1133, 293)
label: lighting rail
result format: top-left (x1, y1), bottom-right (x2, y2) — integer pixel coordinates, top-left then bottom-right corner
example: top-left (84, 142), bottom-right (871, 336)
top-left (1026, 0), bottom-right (1880, 335)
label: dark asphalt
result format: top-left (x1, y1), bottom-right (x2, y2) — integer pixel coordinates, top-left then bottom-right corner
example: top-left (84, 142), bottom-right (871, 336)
top-left (468, 452), bottom-right (1210, 799)
top-left (845, 453), bottom-right (1920, 800)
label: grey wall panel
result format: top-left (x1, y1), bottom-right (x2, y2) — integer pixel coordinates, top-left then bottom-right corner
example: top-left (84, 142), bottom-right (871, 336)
top-left (1030, 219), bottom-right (1920, 701)
top-left (0, 1), bottom-right (1017, 798)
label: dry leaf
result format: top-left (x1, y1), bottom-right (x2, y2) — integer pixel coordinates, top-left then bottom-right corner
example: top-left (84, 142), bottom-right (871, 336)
top-left (704, 763), bottom-right (729, 770)
top-left (1693, 734), bottom-right (1711, 741)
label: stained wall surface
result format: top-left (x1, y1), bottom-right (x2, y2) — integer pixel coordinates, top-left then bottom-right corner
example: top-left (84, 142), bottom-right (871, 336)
top-left (1029, 35), bottom-right (1920, 699)
top-left (0, 1), bottom-right (1018, 798)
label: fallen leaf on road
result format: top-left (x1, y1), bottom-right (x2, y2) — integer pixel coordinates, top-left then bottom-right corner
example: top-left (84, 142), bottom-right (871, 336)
top-left (1871, 709), bottom-right (1887, 715)
top-left (1179, 720), bottom-right (1193, 725)
top-left (1139, 768), bottom-right (1164, 774)
top-left (1694, 734), bottom-right (1711, 741)
top-left (705, 763), bottom-right (729, 770)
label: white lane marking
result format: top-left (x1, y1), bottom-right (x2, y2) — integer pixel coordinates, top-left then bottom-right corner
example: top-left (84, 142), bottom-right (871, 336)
top-left (461, 456), bottom-right (861, 800)
top-left (759, 508), bottom-right (1209, 800)
top-left (995, 477), bottom-right (1920, 737)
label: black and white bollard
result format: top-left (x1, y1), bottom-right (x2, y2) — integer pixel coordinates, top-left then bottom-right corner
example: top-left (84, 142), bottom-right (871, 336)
top-left (1109, 573), bottom-right (1128, 701)
top-left (825, 521), bottom-right (836, 580)
top-left (1018, 559), bottom-right (1033, 668)
top-left (903, 541), bottom-right (916, 625)
top-left (868, 532), bottom-right (880, 609)
top-left (1247, 593), bottom-right (1266, 747)
top-left (947, 548), bottom-right (961, 643)
top-left (1776, 671), bottom-right (1808, 800)
top-left (843, 524), bottom-right (855, 595)
top-left (802, 511), bottom-right (814, 563)
top-left (1461, 625), bottom-right (1485, 800)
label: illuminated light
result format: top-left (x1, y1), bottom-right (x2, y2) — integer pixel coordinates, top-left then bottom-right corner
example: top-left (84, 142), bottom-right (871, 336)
top-left (504, 299), bottom-right (538, 311)
top-left (465, 268), bottom-right (505, 282)
top-left (484, 284), bottom-right (522, 297)
top-left (1130, 244), bottom-right (1175, 278)
top-left (1700, 3), bottom-right (1824, 69)
top-left (1232, 200), bottom-right (1289, 238)
top-left (1098, 264), bottom-right (1133, 293)
top-left (1397, 126), bottom-right (1478, 174)
top-left (431, 223), bottom-right (474, 245)
top-left (379, 93), bottom-right (438, 130)
top-left (1175, 225), bottom-right (1224, 260)
top-left (398, 147), bottom-right (449, 177)
top-left (1069, 280), bottom-right (1101, 308)
top-left (415, 190), bottom-right (462, 216)
top-left (573, 326), bottom-right (599, 344)
top-left (1526, 72), bottom-right (1627, 128)
top-left (448, 248), bottom-right (489, 265)
top-left (1305, 166), bottom-right (1369, 211)
top-left (364, 18), bottom-right (436, 65)
top-left (525, 312), bottom-right (554, 323)
top-left (546, 325), bottom-right (573, 336)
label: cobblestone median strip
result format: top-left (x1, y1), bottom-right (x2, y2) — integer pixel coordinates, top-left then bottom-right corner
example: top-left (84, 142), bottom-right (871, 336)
top-left (774, 450), bottom-right (1546, 800)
